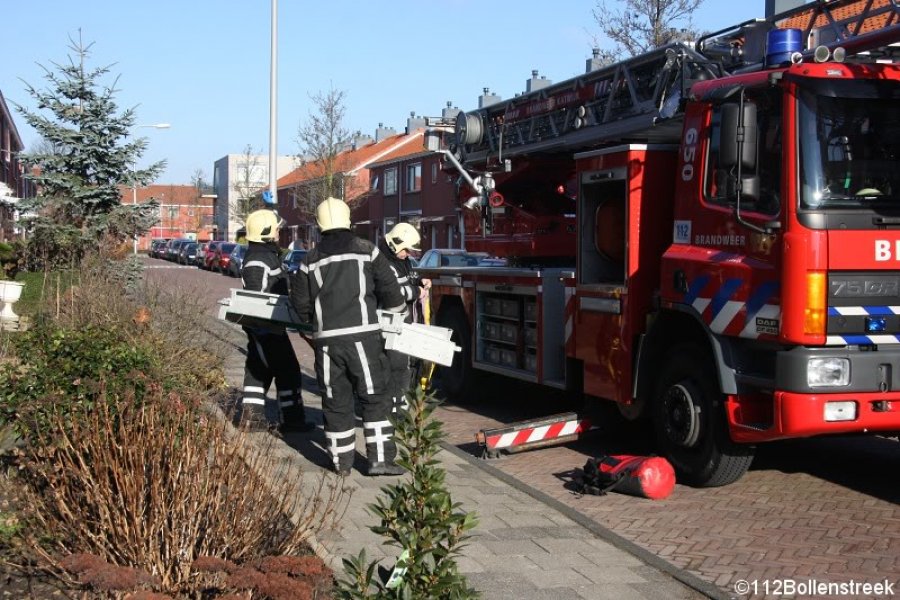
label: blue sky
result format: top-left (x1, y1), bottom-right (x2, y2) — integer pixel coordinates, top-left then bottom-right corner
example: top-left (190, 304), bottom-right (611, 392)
top-left (1, 0), bottom-right (762, 185)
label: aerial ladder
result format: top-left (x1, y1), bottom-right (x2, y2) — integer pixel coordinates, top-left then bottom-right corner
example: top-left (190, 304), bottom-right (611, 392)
top-left (434, 0), bottom-right (900, 192)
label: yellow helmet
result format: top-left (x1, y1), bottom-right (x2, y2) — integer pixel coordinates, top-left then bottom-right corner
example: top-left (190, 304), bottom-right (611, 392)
top-left (316, 197), bottom-right (351, 231)
top-left (245, 209), bottom-right (282, 243)
top-left (386, 222), bottom-right (421, 254)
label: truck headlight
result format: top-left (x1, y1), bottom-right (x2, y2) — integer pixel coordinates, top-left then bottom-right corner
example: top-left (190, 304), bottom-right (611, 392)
top-left (807, 357), bottom-right (850, 387)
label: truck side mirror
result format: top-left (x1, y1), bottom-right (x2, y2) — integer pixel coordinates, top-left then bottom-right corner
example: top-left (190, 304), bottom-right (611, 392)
top-left (720, 102), bottom-right (758, 171)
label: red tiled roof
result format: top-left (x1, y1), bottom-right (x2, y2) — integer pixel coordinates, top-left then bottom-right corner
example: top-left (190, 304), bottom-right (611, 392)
top-left (277, 130), bottom-right (424, 188)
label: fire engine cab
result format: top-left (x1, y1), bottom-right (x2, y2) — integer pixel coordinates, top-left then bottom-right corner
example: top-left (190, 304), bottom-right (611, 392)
top-left (418, 0), bottom-right (900, 486)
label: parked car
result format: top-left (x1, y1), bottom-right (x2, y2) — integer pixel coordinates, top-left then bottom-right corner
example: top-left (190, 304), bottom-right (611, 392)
top-left (149, 239), bottom-right (169, 258)
top-left (213, 242), bottom-right (237, 274)
top-left (226, 244), bottom-right (248, 277)
top-left (178, 242), bottom-right (198, 265)
top-left (416, 249), bottom-right (490, 268)
top-left (194, 242), bottom-right (210, 267)
top-left (281, 249), bottom-right (308, 274)
top-left (203, 241), bottom-right (222, 270)
top-left (165, 239), bottom-right (191, 261)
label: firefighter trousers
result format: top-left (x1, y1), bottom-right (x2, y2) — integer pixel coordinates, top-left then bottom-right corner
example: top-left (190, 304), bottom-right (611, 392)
top-left (387, 348), bottom-right (413, 413)
top-left (241, 327), bottom-right (305, 425)
top-left (314, 332), bottom-right (394, 472)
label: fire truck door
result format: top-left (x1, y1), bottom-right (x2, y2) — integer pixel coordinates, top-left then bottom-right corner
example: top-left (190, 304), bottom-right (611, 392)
top-left (576, 169), bottom-right (632, 403)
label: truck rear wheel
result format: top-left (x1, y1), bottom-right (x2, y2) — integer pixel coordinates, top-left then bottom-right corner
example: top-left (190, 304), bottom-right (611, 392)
top-left (434, 307), bottom-right (477, 403)
top-left (652, 344), bottom-right (754, 487)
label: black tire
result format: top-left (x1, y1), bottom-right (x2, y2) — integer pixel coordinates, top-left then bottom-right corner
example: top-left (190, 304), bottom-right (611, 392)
top-left (652, 344), bottom-right (754, 487)
top-left (434, 307), bottom-right (477, 403)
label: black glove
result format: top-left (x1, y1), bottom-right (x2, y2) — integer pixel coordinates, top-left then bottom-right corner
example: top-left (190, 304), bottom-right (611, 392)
top-left (408, 271), bottom-right (423, 287)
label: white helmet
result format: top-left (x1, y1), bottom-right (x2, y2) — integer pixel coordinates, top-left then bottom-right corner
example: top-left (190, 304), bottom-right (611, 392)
top-left (386, 222), bottom-right (421, 254)
top-left (245, 209), bottom-right (282, 243)
top-left (316, 197), bottom-right (351, 231)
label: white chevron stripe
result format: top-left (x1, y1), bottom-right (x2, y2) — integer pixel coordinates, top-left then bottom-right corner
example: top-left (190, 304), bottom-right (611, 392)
top-left (495, 432), bottom-right (518, 448)
top-left (833, 306), bottom-right (869, 316)
top-left (826, 334), bottom-right (900, 346)
top-left (692, 297), bottom-right (711, 315)
top-left (527, 425), bottom-right (550, 443)
top-left (831, 306), bottom-right (900, 316)
top-left (710, 300), bottom-right (744, 333)
top-left (560, 420), bottom-right (581, 436)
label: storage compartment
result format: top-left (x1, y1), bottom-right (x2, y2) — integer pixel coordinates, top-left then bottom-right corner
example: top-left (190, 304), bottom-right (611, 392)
top-left (524, 351), bottom-right (537, 372)
top-left (499, 348), bottom-right (517, 368)
top-left (524, 325), bottom-right (537, 348)
top-left (500, 322), bottom-right (518, 343)
top-left (482, 321), bottom-right (501, 341)
top-left (524, 300), bottom-right (537, 322)
top-left (501, 298), bottom-right (519, 318)
top-left (484, 297), bottom-right (501, 316)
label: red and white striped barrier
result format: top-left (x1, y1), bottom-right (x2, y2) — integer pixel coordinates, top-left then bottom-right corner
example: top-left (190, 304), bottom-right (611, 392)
top-left (476, 412), bottom-right (593, 456)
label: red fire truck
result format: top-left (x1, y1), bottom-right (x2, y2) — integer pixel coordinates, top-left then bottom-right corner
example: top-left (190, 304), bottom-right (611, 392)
top-left (418, 0), bottom-right (900, 486)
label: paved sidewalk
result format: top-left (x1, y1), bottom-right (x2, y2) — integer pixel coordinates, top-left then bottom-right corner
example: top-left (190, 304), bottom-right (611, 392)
top-left (216, 321), bottom-right (718, 600)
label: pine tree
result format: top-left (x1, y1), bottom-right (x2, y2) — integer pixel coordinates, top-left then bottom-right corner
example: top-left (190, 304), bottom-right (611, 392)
top-left (15, 33), bottom-right (164, 268)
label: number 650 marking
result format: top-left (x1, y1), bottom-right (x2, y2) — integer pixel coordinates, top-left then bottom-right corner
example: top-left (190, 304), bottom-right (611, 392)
top-left (681, 127), bottom-right (698, 181)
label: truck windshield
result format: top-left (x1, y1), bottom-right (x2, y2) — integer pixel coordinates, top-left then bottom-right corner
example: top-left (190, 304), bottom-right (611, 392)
top-left (798, 80), bottom-right (900, 210)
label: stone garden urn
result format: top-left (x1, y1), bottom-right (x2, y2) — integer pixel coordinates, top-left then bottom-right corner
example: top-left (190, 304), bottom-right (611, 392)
top-left (0, 280), bottom-right (24, 324)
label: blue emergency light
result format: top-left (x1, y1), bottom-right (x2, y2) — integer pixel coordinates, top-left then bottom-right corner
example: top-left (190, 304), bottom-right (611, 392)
top-left (865, 316), bottom-right (887, 333)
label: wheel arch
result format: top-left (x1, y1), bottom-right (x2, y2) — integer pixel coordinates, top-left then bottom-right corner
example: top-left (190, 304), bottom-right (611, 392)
top-left (635, 307), bottom-right (739, 409)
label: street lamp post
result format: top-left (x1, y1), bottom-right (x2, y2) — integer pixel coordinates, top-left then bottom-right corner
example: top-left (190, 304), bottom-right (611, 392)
top-left (132, 123), bottom-right (171, 254)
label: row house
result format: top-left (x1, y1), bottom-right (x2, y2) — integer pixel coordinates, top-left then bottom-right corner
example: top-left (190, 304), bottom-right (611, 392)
top-left (0, 90), bottom-right (36, 242)
top-left (275, 123), bottom-right (425, 249)
top-left (353, 143), bottom-right (460, 252)
top-left (123, 184), bottom-right (215, 250)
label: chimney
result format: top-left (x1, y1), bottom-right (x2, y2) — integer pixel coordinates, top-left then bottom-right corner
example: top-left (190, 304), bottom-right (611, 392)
top-left (586, 48), bottom-right (605, 73)
top-left (406, 111), bottom-right (427, 134)
top-left (442, 101), bottom-right (460, 120)
top-left (478, 87), bottom-right (502, 108)
top-left (350, 133), bottom-right (373, 151)
top-left (525, 70), bottom-right (552, 93)
top-left (375, 122), bottom-right (397, 142)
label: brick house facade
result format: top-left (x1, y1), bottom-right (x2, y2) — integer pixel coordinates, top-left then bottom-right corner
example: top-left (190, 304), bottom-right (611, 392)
top-left (122, 184), bottom-right (215, 249)
top-left (352, 148), bottom-right (461, 252)
top-left (0, 90), bottom-right (36, 242)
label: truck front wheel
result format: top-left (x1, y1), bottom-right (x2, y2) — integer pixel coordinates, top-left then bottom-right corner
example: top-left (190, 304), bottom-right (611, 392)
top-left (652, 344), bottom-right (754, 487)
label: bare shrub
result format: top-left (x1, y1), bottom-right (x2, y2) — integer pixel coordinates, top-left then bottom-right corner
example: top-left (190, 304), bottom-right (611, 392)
top-left (19, 387), bottom-right (346, 593)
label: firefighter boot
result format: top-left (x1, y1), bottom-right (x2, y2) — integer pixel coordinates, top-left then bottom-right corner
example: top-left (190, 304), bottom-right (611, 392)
top-left (325, 429), bottom-right (356, 476)
top-left (364, 420), bottom-right (404, 476)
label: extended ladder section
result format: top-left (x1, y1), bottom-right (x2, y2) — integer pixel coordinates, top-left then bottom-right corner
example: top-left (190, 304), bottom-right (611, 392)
top-left (454, 43), bottom-right (713, 164)
top-left (451, 0), bottom-right (900, 166)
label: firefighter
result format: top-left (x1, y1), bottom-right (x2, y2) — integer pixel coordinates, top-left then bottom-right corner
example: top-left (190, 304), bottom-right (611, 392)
top-left (379, 222), bottom-right (431, 412)
top-left (290, 197), bottom-right (407, 476)
top-left (238, 209), bottom-right (315, 434)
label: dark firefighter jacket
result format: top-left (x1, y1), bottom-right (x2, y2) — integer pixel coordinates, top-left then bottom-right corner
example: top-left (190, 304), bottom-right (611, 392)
top-left (290, 230), bottom-right (405, 340)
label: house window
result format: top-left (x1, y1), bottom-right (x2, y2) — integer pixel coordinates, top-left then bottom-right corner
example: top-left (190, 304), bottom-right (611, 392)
top-left (406, 163), bottom-right (421, 192)
top-left (384, 168), bottom-right (397, 195)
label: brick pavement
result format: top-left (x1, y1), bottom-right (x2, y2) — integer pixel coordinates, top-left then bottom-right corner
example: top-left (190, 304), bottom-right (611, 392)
top-left (150, 259), bottom-right (899, 599)
top-left (208, 317), bottom-right (712, 599)
top-left (433, 388), bottom-right (900, 597)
